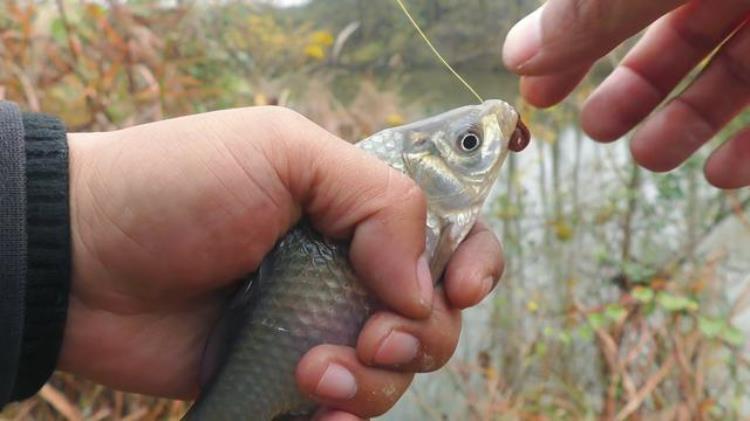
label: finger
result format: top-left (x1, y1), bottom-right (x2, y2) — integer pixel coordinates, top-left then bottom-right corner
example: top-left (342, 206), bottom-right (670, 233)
top-left (705, 126), bottom-right (750, 189)
top-left (275, 108), bottom-right (433, 319)
top-left (356, 289), bottom-right (461, 373)
top-left (519, 66), bottom-right (590, 108)
top-left (582, 2), bottom-right (750, 141)
top-left (90, 106), bottom-right (432, 320)
top-left (313, 408), bottom-right (366, 421)
top-left (443, 220), bottom-right (504, 309)
top-left (503, 0), bottom-right (686, 75)
top-left (296, 345), bottom-right (413, 418)
top-left (630, 21), bottom-right (750, 172)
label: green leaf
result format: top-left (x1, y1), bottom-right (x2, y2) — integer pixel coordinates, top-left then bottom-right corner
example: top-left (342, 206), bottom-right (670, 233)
top-left (656, 292), bottom-right (699, 312)
top-left (594, 247), bottom-right (612, 265)
top-left (587, 313), bottom-right (606, 329)
top-left (534, 341), bottom-right (547, 357)
top-left (657, 173), bottom-right (684, 200)
top-left (642, 302), bottom-right (656, 317)
top-left (50, 18), bottom-right (67, 44)
top-left (632, 287), bottom-right (654, 303)
top-left (720, 325), bottom-right (744, 346)
top-left (605, 304), bottom-right (627, 322)
top-left (576, 324), bottom-right (594, 341)
top-left (621, 261), bottom-right (650, 283)
top-left (698, 316), bottom-right (724, 338)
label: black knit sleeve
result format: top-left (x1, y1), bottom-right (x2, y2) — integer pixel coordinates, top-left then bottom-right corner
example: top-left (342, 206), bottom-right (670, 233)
top-left (0, 101), bottom-right (28, 407)
top-left (10, 112), bottom-right (71, 401)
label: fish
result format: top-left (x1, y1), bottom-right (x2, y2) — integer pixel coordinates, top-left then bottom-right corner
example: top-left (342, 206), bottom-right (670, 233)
top-left (183, 100), bottom-right (530, 420)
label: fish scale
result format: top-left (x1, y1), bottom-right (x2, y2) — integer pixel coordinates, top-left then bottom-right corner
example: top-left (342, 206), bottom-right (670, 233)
top-left (184, 100), bottom-right (526, 420)
top-left (187, 225), bottom-right (371, 420)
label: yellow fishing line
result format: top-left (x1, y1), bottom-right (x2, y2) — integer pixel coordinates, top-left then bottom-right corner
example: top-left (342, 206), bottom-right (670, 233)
top-left (393, 0), bottom-right (484, 103)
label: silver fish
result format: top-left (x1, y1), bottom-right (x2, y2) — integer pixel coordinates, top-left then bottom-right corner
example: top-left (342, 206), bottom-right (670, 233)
top-left (184, 100), bottom-right (529, 420)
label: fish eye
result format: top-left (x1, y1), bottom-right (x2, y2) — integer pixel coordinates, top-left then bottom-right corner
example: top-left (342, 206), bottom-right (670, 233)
top-left (458, 132), bottom-right (482, 153)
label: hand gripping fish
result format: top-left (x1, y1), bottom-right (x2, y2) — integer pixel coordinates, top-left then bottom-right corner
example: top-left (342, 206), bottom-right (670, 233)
top-left (184, 100), bottom-right (530, 420)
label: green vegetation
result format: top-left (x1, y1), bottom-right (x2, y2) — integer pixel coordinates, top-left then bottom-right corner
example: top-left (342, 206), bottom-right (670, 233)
top-left (1, 1), bottom-right (748, 420)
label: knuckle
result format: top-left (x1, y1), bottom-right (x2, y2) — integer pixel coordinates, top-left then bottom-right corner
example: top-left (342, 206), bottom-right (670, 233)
top-left (367, 310), bottom-right (395, 327)
top-left (420, 336), bottom-right (458, 372)
top-left (397, 176), bottom-right (427, 212)
top-left (672, 21), bottom-right (719, 52)
top-left (263, 105), bottom-right (302, 121)
top-left (312, 343), bottom-right (345, 359)
top-left (420, 308), bottom-right (461, 372)
top-left (259, 106), bottom-right (313, 143)
top-left (719, 49), bottom-right (750, 88)
top-left (563, 0), bottom-right (609, 37)
top-left (368, 379), bottom-right (409, 417)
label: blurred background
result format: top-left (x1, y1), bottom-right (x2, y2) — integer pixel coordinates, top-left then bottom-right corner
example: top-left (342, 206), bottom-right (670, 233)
top-left (1, 0), bottom-right (749, 420)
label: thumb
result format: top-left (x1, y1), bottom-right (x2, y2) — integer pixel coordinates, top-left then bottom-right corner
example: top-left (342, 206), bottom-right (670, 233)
top-left (503, 0), bottom-right (687, 75)
top-left (263, 107), bottom-right (433, 320)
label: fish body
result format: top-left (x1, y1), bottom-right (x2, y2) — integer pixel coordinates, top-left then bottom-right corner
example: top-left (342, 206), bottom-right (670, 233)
top-left (185, 100), bottom-right (525, 420)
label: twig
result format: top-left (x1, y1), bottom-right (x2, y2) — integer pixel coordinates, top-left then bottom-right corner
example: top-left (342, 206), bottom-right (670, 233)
top-left (621, 163), bottom-right (641, 263)
top-left (10, 400), bottom-right (37, 421)
top-left (623, 321), bottom-right (652, 366)
top-left (38, 384), bottom-right (83, 421)
top-left (54, 0), bottom-right (117, 127)
top-left (54, 0), bottom-right (81, 64)
top-left (87, 407), bottom-right (112, 421)
top-left (408, 387), bottom-right (445, 421)
top-left (7, 61), bottom-right (39, 111)
top-left (121, 407), bottom-right (149, 421)
top-left (615, 354), bottom-right (675, 421)
top-left (728, 190), bottom-right (750, 231)
top-left (729, 274), bottom-right (750, 318)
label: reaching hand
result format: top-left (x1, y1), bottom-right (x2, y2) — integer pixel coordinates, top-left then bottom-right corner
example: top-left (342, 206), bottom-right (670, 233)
top-left (502, 0), bottom-right (750, 188)
top-left (59, 107), bottom-right (504, 420)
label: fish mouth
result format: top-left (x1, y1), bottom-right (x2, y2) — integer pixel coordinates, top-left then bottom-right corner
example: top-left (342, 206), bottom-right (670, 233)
top-left (510, 119), bottom-right (530, 152)
top-left (479, 99), bottom-right (530, 153)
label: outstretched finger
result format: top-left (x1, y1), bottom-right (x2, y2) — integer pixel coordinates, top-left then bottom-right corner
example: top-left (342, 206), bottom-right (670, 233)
top-left (630, 20), bottom-right (750, 172)
top-left (705, 126), bottom-right (750, 189)
top-left (520, 66), bottom-right (591, 109)
top-left (582, 2), bottom-right (750, 141)
top-left (503, 0), bottom-right (686, 76)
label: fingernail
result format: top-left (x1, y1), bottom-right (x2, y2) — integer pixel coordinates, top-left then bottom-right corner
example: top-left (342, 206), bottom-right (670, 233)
top-left (416, 254), bottom-right (433, 308)
top-left (374, 330), bottom-right (420, 366)
top-left (503, 6), bottom-right (543, 71)
top-left (315, 363), bottom-right (357, 400)
top-left (312, 409), bottom-right (360, 421)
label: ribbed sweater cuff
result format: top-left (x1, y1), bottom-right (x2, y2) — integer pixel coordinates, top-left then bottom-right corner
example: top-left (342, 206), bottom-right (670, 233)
top-left (10, 113), bottom-right (70, 400)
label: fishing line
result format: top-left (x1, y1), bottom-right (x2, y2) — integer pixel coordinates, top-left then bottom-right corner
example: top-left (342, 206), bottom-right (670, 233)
top-left (393, 0), bottom-right (484, 103)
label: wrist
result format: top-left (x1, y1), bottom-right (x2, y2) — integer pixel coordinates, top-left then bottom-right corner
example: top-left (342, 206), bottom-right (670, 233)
top-left (57, 131), bottom-right (106, 374)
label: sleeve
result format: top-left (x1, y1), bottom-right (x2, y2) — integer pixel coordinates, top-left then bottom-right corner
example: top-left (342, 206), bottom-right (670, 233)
top-left (0, 101), bottom-right (28, 407)
top-left (0, 101), bottom-right (71, 407)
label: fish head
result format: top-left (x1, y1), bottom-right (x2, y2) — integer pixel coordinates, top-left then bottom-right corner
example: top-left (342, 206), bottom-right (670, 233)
top-left (358, 99), bottom-right (530, 276)
top-left (399, 99), bottom-right (526, 211)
